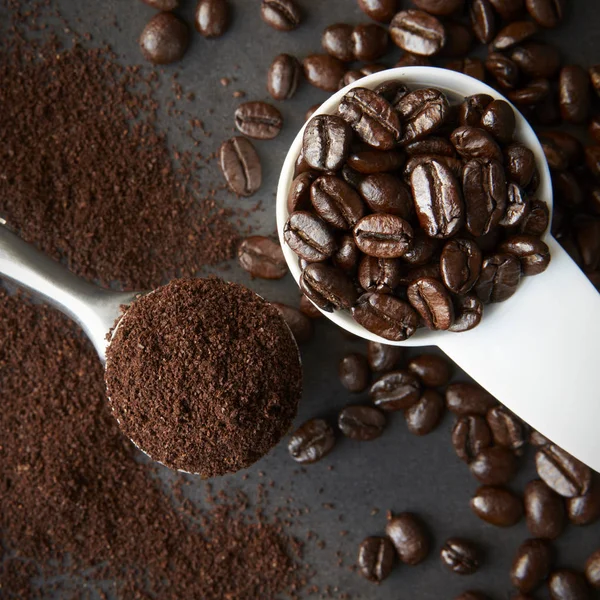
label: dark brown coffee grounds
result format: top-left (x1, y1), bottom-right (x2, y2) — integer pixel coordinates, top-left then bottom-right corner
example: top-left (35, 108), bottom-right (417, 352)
top-left (0, 288), bottom-right (307, 598)
top-left (105, 277), bottom-right (302, 477)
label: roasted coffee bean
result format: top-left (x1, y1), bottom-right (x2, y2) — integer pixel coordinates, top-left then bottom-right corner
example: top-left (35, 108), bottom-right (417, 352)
top-left (303, 55), bottom-right (346, 92)
top-left (341, 64), bottom-right (386, 88)
top-left (446, 382), bottom-right (497, 416)
top-left (348, 150), bottom-right (405, 174)
top-left (300, 262), bottom-right (358, 311)
top-left (267, 54), bottom-right (301, 100)
top-left (524, 479), bottom-right (566, 539)
top-left (404, 154), bottom-right (463, 180)
top-left (470, 485), bottom-right (523, 526)
top-left (300, 294), bottom-right (323, 319)
top-left (441, 238), bottom-right (483, 294)
top-left (548, 569), bottom-right (591, 600)
top-left (481, 100), bottom-right (515, 144)
top-left (367, 341), bottom-right (404, 372)
top-left (585, 550), bottom-right (600, 588)
top-left (341, 164), bottom-right (365, 189)
top-left (284, 211), bottom-right (336, 262)
top-left (376, 80), bottom-right (410, 104)
top-left (489, 0), bottom-right (524, 20)
top-left (287, 172), bottom-right (317, 213)
top-left (526, 0), bottom-right (565, 27)
top-left (219, 136), bottom-right (262, 196)
top-left (338, 88), bottom-right (401, 150)
top-left (398, 262), bottom-right (442, 286)
top-left (487, 406), bottom-right (527, 452)
top-left (390, 10), bottom-right (446, 57)
top-left (333, 234), bottom-right (360, 273)
top-left (358, 0), bottom-right (398, 23)
top-left (411, 160), bottom-right (464, 238)
top-left (352, 24), bottom-right (389, 61)
top-left (520, 200), bottom-right (549, 236)
top-left (449, 294), bottom-right (484, 332)
top-left (288, 418), bottom-right (335, 463)
top-left (396, 88), bottom-right (450, 145)
top-left (310, 175), bottom-right (365, 230)
top-left (470, 446), bottom-right (518, 485)
top-left (303, 115), bottom-right (353, 171)
top-left (408, 354), bottom-right (452, 387)
top-left (353, 292), bottom-right (420, 341)
top-left (261, 0), bottom-right (301, 31)
top-left (440, 21), bottom-right (473, 58)
top-left (452, 415), bottom-right (493, 462)
top-left (568, 480), bottom-right (600, 526)
top-left (396, 53), bottom-right (433, 67)
top-left (358, 174), bottom-right (413, 218)
top-left (536, 444), bottom-right (592, 498)
top-left (510, 42), bottom-right (561, 79)
top-left (194, 0), bottom-right (228, 38)
top-left (238, 236), bottom-right (287, 279)
top-left (459, 94), bottom-right (494, 127)
top-left (338, 353), bottom-right (370, 393)
top-left (451, 127), bottom-right (503, 163)
top-left (408, 277), bottom-right (454, 330)
top-left (413, 0), bottom-right (464, 15)
top-left (402, 231), bottom-right (439, 266)
top-left (271, 302), bottom-right (313, 344)
top-left (445, 57), bottom-right (486, 81)
top-left (470, 0), bottom-right (496, 44)
top-left (234, 101), bottom-right (283, 140)
top-left (139, 12), bottom-right (189, 65)
top-left (585, 146), bottom-right (600, 178)
top-left (142, 0), bottom-right (178, 9)
top-left (498, 235), bottom-right (551, 276)
top-left (490, 21), bottom-right (538, 52)
top-left (530, 430), bottom-right (550, 447)
top-left (357, 536), bottom-right (396, 582)
top-left (505, 143), bottom-right (536, 188)
top-left (294, 150), bottom-right (312, 176)
top-left (358, 256), bottom-right (403, 293)
top-left (540, 135), bottom-right (569, 170)
top-left (405, 389), bottom-right (445, 436)
top-left (338, 405), bottom-right (386, 440)
top-left (485, 53), bottom-right (520, 89)
top-left (354, 214), bottom-right (414, 258)
top-left (559, 65), bottom-right (591, 124)
top-left (321, 23), bottom-right (354, 62)
top-left (386, 512), bottom-right (430, 565)
top-left (508, 79), bottom-right (551, 106)
top-left (370, 370), bottom-right (422, 411)
top-left (475, 254), bottom-right (521, 303)
top-left (511, 538), bottom-right (553, 593)
top-left (406, 136), bottom-right (455, 157)
top-left (441, 538), bottom-right (481, 575)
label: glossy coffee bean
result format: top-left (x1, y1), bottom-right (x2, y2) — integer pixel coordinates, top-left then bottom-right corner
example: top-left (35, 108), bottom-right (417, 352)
top-left (348, 150), bottom-right (405, 174)
top-left (386, 512), bottom-right (430, 565)
top-left (238, 236), bottom-right (287, 279)
top-left (526, 0), bottom-right (565, 27)
top-left (340, 64), bottom-right (386, 88)
top-left (358, 174), bottom-right (413, 218)
top-left (300, 262), bottom-right (358, 311)
top-left (338, 405), bottom-right (386, 440)
top-left (475, 254), bottom-right (521, 303)
top-left (470, 446), bottom-right (518, 485)
top-left (452, 415), bottom-right (493, 463)
top-left (441, 538), bottom-right (481, 575)
top-left (354, 214), bottom-right (414, 258)
top-left (338, 353), bottom-right (370, 393)
top-left (489, 0), bottom-right (524, 20)
top-left (261, 0), bottom-right (301, 31)
top-left (367, 341), bottom-right (404, 372)
top-left (358, 0), bottom-right (398, 22)
top-left (219, 136), bottom-right (262, 196)
top-left (440, 21), bottom-right (473, 58)
top-left (440, 238), bottom-right (483, 295)
top-left (470, 485), bottom-right (523, 527)
top-left (487, 406), bottom-right (527, 452)
top-left (585, 550), bottom-right (600, 588)
top-left (505, 143), bottom-right (536, 188)
top-left (548, 569), bottom-right (591, 600)
top-left (303, 55), bottom-right (346, 92)
top-left (139, 12), bottom-right (189, 65)
top-left (358, 256), bottom-right (402, 293)
top-left (490, 21), bottom-right (538, 52)
top-left (352, 24), bottom-right (389, 61)
top-left (194, 0), bottom-right (228, 38)
top-left (520, 200), bottom-right (550, 236)
top-left (524, 479), bottom-right (566, 539)
top-left (405, 389), bottom-right (445, 436)
top-left (540, 135), bottom-right (569, 171)
top-left (370, 370), bottom-right (422, 411)
top-left (390, 10), bottom-right (446, 57)
top-left (288, 418), bottom-right (335, 463)
top-left (405, 154), bottom-right (463, 180)
top-left (338, 88), bottom-right (401, 150)
top-left (485, 53), bottom-right (520, 89)
top-left (449, 294), bottom-right (484, 332)
top-left (287, 171), bottom-right (316, 213)
top-left (303, 115), bottom-right (353, 171)
top-left (459, 94), bottom-right (494, 127)
top-left (470, 0), bottom-right (496, 44)
top-left (299, 294), bottom-right (323, 319)
top-left (559, 65), bottom-right (591, 124)
top-left (353, 293), bottom-right (419, 341)
top-left (396, 88), bottom-right (450, 145)
top-left (399, 262), bottom-right (442, 285)
top-left (333, 234), bottom-right (360, 273)
top-left (407, 277), bottom-right (454, 330)
top-left (411, 159), bottom-right (464, 238)
top-left (536, 444), bottom-right (592, 498)
top-left (451, 127), bottom-right (503, 163)
top-left (271, 302), bottom-right (313, 344)
top-left (567, 480), bottom-right (600, 526)
top-left (408, 354), bottom-right (452, 387)
top-left (405, 136), bottom-right (455, 157)
top-left (321, 24), bottom-right (354, 62)
top-left (234, 101), bottom-right (283, 140)
top-left (402, 231), bottom-right (439, 266)
top-left (311, 175), bottom-right (365, 230)
top-left (284, 211), bottom-right (336, 262)
top-left (508, 79), bottom-right (551, 106)
top-left (446, 382), bottom-right (497, 416)
top-left (358, 536), bottom-right (396, 582)
top-left (481, 100), bottom-right (515, 144)
top-left (510, 42), bottom-right (561, 79)
top-left (267, 54), bottom-right (301, 100)
top-left (445, 57), bottom-right (486, 81)
top-left (498, 235), bottom-right (551, 276)
top-left (530, 430), bottom-right (550, 447)
top-left (511, 538), bottom-right (553, 593)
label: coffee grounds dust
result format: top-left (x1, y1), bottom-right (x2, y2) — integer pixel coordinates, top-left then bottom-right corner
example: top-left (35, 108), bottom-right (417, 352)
top-left (0, 288), bottom-right (308, 599)
top-left (105, 278), bottom-right (302, 477)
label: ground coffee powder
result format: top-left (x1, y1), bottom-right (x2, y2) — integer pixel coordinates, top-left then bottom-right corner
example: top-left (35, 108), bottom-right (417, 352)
top-left (105, 277), bottom-right (302, 477)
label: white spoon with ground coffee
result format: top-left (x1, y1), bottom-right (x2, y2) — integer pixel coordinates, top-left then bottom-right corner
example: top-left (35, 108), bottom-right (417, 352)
top-left (0, 221), bottom-right (302, 477)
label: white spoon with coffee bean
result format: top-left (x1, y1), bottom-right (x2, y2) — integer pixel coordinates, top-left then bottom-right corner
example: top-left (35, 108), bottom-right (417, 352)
top-left (277, 67), bottom-right (600, 473)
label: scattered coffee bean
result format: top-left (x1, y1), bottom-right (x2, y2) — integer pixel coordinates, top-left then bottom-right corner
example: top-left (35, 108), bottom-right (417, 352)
top-left (261, 0), bottom-right (301, 31)
top-left (526, 0), bottom-right (565, 27)
top-left (567, 480), bottom-right (600, 526)
top-left (385, 512), bottom-right (430, 565)
top-left (358, 174), bottom-right (413, 219)
top-left (508, 79), bottom-right (552, 106)
top-left (288, 418), bottom-right (335, 463)
top-left (585, 550), bottom-right (600, 589)
top-left (511, 538), bottom-right (553, 593)
top-left (352, 23), bottom-right (389, 62)
top-left (485, 52), bottom-right (520, 89)
top-left (238, 236), bottom-right (287, 279)
top-left (271, 302), bottom-right (313, 344)
top-left (338, 405), bottom-right (386, 440)
top-left (234, 101), bottom-right (283, 140)
top-left (390, 10), bottom-right (446, 57)
top-left (321, 24), bottom-right (354, 62)
top-left (440, 21), bottom-right (473, 58)
top-left (488, 0), bottom-right (525, 20)
top-left (333, 234), bottom-right (361, 273)
top-left (470, 485), bottom-right (523, 527)
top-left (452, 415), bottom-right (493, 462)
top-left (408, 354), bottom-right (452, 387)
top-left (490, 21), bottom-right (538, 52)
top-left (139, 12), bottom-right (189, 65)
top-left (524, 479), bottom-right (566, 539)
top-left (536, 444), bottom-right (592, 498)
top-left (510, 41), bottom-right (560, 79)
top-left (486, 406), bottom-right (527, 452)
top-left (357, 0), bottom-right (398, 23)
top-left (548, 569), bottom-right (591, 600)
top-left (481, 100), bottom-right (516, 144)
top-left (357, 536), bottom-right (396, 582)
top-left (194, 0), bottom-right (228, 38)
top-left (267, 54), bottom-right (301, 100)
top-left (470, 446), bottom-right (518, 485)
top-left (300, 262), bottom-right (358, 311)
top-left (405, 389), bottom-right (445, 436)
top-left (470, 0), bottom-right (496, 44)
top-left (367, 341), bottom-right (404, 372)
top-left (303, 115), bottom-right (352, 170)
top-left (219, 136), bottom-right (262, 196)
top-left (440, 538), bottom-right (481, 575)
top-left (303, 54), bottom-right (346, 92)
top-left (559, 65), bottom-right (591, 124)
top-left (408, 277), bottom-right (455, 330)
top-left (339, 353), bottom-right (370, 393)
top-left (498, 235), bottom-right (551, 276)
top-left (348, 149), bottom-right (406, 174)
top-left (446, 382), bottom-right (497, 416)
top-left (520, 199), bottom-right (550, 236)
top-left (370, 370), bottom-right (422, 411)
top-left (353, 292), bottom-right (420, 341)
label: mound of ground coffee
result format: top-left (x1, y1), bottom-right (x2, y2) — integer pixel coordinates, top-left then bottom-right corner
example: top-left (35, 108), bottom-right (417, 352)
top-left (105, 277), bottom-right (302, 477)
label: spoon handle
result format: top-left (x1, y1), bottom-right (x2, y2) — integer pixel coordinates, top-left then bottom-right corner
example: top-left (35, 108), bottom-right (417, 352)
top-left (0, 223), bottom-right (138, 360)
top-left (438, 237), bottom-right (600, 471)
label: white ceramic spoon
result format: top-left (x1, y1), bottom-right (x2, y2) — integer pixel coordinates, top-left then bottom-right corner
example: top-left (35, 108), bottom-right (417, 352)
top-left (276, 67), bottom-right (600, 472)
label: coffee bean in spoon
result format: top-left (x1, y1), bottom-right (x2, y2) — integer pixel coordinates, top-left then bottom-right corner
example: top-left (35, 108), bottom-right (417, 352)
top-left (234, 102), bottom-right (283, 140)
top-left (139, 12), bottom-right (189, 65)
top-left (358, 174), bottom-right (413, 219)
top-left (358, 256), bottom-right (402, 293)
top-left (470, 485), bottom-right (523, 526)
top-left (452, 415), bottom-right (493, 463)
top-left (303, 115), bottom-right (352, 171)
top-left (396, 88), bottom-right (450, 145)
top-left (353, 214), bottom-right (414, 258)
top-left (498, 235), bottom-right (551, 276)
top-left (300, 262), bottom-right (358, 312)
top-left (311, 175), bottom-right (365, 230)
top-left (475, 254), bottom-right (521, 304)
top-left (353, 292), bottom-right (420, 341)
top-left (284, 211), bottom-right (336, 262)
